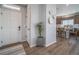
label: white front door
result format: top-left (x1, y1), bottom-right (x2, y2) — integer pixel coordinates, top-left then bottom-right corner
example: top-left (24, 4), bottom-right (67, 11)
top-left (1, 7), bottom-right (22, 46)
top-left (8, 8), bottom-right (22, 43)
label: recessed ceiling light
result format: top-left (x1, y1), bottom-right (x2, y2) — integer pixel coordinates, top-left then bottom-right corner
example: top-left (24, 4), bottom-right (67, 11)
top-left (2, 4), bottom-right (20, 11)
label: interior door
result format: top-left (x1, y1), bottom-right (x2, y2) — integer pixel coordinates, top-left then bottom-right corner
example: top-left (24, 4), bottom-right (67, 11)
top-left (1, 7), bottom-right (22, 46)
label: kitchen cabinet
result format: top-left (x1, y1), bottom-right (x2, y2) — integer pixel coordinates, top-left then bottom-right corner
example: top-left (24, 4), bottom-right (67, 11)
top-left (56, 16), bottom-right (62, 24)
top-left (74, 15), bottom-right (79, 24)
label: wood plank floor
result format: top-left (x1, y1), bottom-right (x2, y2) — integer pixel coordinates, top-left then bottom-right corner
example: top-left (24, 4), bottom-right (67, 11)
top-left (22, 38), bottom-right (78, 55)
top-left (0, 37), bottom-right (79, 55)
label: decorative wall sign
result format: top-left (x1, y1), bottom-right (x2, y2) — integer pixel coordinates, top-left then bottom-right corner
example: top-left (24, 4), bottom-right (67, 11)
top-left (49, 11), bottom-right (51, 15)
top-left (48, 10), bottom-right (55, 24)
top-left (48, 17), bottom-right (50, 24)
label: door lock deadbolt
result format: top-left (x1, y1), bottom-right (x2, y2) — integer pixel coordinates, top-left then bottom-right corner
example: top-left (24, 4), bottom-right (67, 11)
top-left (18, 26), bottom-right (21, 31)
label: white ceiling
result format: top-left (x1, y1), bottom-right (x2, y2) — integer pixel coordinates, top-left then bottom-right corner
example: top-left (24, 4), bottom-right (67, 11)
top-left (56, 4), bottom-right (79, 16)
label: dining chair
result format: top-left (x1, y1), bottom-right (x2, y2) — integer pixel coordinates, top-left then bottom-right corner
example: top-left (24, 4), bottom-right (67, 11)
top-left (76, 30), bottom-right (79, 40)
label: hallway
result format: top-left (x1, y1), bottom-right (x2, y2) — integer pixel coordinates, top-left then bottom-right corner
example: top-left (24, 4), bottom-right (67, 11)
top-left (0, 4), bottom-right (79, 55)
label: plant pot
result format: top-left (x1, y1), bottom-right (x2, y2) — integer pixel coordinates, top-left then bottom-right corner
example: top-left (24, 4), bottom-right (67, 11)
top-left (36, 36), bottom-right (45, 47)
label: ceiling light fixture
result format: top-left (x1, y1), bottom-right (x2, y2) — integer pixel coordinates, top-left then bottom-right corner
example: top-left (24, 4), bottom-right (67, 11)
top-left (2, 4), bottom-right (20, 11)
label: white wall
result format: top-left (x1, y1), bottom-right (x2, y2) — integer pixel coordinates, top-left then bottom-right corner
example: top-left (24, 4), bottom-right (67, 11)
top-left (29, 4), bottom-right (56, 47)
top-left (39, 4), bottom-right (46, 40)
top-left (30, 4), bottom-right (40, 47)
top-left (46, 4), bottom-right (56, 47)
top-left (26, 5), bottom-right (31, 45)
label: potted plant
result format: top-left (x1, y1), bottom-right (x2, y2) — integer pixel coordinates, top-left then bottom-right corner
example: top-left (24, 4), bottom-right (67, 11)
top-left (36, 22), bottom-right (45, 47)
top-left (37, 22), bottom-right (43, 37)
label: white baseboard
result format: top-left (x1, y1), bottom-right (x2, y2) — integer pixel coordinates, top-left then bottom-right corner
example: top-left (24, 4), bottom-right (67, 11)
top-left (29, 41), bottom-right (56, 48)
top-left (45, 41), bottom-right (56, 47)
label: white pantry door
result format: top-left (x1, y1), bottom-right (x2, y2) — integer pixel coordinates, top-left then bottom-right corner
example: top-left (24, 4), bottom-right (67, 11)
top-left (1, 7), bottom-right (22, 46)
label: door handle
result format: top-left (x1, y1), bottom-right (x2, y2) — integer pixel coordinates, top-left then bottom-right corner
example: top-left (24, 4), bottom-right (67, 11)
top-left (18, 26), bottom-right (21, 31)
